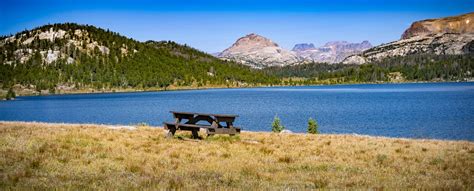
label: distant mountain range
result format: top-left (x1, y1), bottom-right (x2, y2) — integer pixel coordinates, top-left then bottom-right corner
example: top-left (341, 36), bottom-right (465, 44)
top-left (217, 34), bottom-right (372, 69)
top-left (218, 12), bottom-right (473, 68)
top-left (292, 40), bottom-right (372, 64)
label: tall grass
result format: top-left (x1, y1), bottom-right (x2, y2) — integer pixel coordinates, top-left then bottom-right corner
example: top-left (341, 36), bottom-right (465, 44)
top-left (0, 122), bottom-right (473, 189)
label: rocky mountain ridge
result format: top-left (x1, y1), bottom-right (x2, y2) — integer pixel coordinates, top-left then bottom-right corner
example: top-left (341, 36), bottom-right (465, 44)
top-left (291, 43), bottom-right (315, 51)
top-left (218, 34), bottom-right (372, 68)
top-left (402, 12), bottom-right (474, 39)
top-left (218, 33), bottom-right (300, 69)
top-left (293, 40), bottom-right (372, 64)
top-left (343, 12), bottom-right (474, 65)
top-left (1, 24), bottom-right (137, 66)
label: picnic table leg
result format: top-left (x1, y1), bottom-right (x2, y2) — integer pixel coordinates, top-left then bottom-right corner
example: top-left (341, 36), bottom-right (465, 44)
top-left (227, 122), bottom-right (236, 136)
top-left (191, 129), bottom-right (199, 139)
top-left (163, 117), bottom-right (181, 138)
top-left (211, 121), bottom-right (218, 128)
top-left (166, 127), bottom-right (176, 138)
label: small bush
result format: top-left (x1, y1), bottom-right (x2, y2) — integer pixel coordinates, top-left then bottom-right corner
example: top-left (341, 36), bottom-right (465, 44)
top-left (307, 117), bottom-right (319, 134)
top-left (271, 115), bottom-right (285, 133)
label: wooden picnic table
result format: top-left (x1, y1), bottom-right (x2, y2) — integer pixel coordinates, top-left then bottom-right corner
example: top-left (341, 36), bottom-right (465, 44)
top-left (163, 111), bottom-right (241, 138)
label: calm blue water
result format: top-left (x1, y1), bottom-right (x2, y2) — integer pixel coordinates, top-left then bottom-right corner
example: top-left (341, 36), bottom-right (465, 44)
top-left (1, 82), bottom-right (473, 141)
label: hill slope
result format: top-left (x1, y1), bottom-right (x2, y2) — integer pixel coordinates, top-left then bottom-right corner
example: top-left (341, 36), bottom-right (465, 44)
top-left (0, 23), bottom-right (277, 96)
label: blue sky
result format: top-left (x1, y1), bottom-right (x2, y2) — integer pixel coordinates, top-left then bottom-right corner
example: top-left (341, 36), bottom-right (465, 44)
top-left (1, 0), bottom-right (472, 53)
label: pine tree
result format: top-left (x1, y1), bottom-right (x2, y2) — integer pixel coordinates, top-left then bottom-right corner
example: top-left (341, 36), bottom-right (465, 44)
top-left (271, 115), bottom-right (285, 133)
top-left (307, 117), bottom-right (319, 134)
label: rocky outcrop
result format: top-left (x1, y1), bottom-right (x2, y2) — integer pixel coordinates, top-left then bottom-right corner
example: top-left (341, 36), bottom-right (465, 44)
top-left (402, 12), bottom-right (474, 39)
top-left (218, 33), bottom-right (300, 69)
top-left (293, 41), bottom-right (372, 63)
top-left (343, 12), bottom-right (474, 65)
top-left (1, 26), bottom-right (135, 65)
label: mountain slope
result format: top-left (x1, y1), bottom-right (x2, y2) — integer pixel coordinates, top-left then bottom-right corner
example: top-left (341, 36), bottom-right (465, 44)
top-left (0, 23), bottom-right (277, 95)
top-left (343, 12), bottom-right (474, 65)
top-left (218, 33), bottom-right (300, 69)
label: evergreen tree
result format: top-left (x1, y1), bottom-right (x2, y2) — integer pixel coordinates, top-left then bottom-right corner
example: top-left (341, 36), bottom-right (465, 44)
top-left (307, 117), bottom-right (319, 134)
top-left (271, 115), bottom-right (285, 133)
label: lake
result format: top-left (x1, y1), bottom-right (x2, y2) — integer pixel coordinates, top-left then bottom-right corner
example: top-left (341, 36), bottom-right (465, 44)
top-left (1, 82), bottom-right (473, 141)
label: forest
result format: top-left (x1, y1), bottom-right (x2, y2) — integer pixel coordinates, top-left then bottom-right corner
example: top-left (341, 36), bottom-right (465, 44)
top-left (0, 23), bottom-right (278, 96)
top-left (264, 54), bottom-right (474, 85)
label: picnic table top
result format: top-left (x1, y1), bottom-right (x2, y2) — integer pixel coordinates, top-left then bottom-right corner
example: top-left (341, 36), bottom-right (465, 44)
top-left (170, 111), bottom-right (239, 118)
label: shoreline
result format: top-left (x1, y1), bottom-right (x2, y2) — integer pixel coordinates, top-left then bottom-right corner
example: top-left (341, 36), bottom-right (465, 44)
top-left (1, 120), bottom-right (471, 143)
top-left (5, 80), bottom-right (473, 100)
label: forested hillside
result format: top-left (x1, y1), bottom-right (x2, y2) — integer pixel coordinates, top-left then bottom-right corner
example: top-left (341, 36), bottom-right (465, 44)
top-left (0, 23), bottom-right (278, 97)
top-left (264, 54), bottom-right (474, 84)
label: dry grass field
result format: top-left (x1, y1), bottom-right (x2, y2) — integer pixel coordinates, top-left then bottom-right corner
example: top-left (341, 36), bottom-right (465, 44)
top-left (0, 121), bottom-right (473, 189)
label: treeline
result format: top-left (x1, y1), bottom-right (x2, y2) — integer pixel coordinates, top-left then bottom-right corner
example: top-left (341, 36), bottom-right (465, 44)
top-left (370, 54), bottom-right (474, 81)
top-left (264, 54), bottom-right (474, 84)
top-left (0, 23), bottom-right (278, 92)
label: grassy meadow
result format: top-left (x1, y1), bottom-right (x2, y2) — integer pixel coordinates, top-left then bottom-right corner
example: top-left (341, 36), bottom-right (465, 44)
top-left (0, 121), bottom-right (473, 189)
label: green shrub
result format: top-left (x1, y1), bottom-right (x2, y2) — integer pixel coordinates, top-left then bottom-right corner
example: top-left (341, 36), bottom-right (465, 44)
top-left (272, 115), bottom-right (285, 133)
top-left (307, 117), bottom-right (319, 134)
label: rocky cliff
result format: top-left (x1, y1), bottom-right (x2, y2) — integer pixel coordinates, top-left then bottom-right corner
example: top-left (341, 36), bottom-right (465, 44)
top-left (343, 12), bottom-right (474, 65)
top-left (218, 33), bottom-right (300, 69)
top-left (402, 12), bottom-right (474, 39)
